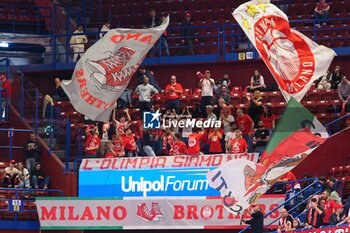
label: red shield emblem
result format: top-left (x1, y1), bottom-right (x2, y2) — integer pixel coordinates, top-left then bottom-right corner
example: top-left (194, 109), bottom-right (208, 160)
top-left (254, 16), bottom-right (315, 94)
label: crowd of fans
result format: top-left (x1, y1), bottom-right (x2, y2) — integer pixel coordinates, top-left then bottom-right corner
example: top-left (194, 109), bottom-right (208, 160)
top-left (245, 173), bottom-right (350, 233)
top-left (2, 133), bottom-right (50, 189)
top-left (76, 67), bottom-right (283, 159)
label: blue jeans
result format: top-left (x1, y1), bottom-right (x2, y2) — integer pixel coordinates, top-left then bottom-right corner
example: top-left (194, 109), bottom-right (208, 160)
top-left (32, 175), bottom-right (50, 188)
top-left (315, 11), bottom-right (329, 25)
top-left (166, 99), bottom-right (180, 114)
top-left (254, 146), bottom-right (266, 157)
top-left (143, 145), bottom-right (156, 157)
top-left (26, 158), bottom-right (36, 174)
top-left (243, 134), bottom-right (253, 153)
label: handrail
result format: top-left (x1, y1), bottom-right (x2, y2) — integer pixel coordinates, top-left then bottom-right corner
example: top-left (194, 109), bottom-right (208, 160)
top-left (239, 178), bottom-right (322, 233)
top-left (0, 187), bottom-right (64, 196)
top-left (325, 112), bottom-right (350, 127)
top-left (0, 128), bottom-right (33, 132)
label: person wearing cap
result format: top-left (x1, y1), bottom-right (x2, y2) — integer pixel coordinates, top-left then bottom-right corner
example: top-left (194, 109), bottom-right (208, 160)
top-left (70, 24), bottom-right (88, 62)
top-left (180, 12), bottom-right (198, 55)
top-left (243, 204), bottom-right (264, 233)
top-left (0, 74), bottom-right (11, 120)
top-left (99, 21), bottom-right (110, 38)
top-left (3, 160), bottom-right (19, 188)
top-left (165, 75), bottom-right (183, 114)
top-left (329, 203), bottom-right (345, 225)
top-left (24, 133), bottom-right (42, 174)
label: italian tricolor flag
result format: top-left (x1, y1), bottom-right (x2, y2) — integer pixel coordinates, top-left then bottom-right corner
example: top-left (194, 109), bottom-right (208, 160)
top-left (207, 98), bottom-right (328, 215)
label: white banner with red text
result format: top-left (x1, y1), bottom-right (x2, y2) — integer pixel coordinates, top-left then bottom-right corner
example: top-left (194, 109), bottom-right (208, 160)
top-left (36, 195), bottom-right (284, 230)
top-left (79, 153), bottom-right (259, 197)
top-left (61, 17), bottom-right (169, 122)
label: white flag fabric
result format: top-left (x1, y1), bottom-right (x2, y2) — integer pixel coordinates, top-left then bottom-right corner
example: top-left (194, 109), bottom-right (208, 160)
top-left (61, 17), bottom-right (169, 122)
top-left (206, 159), bottom-right (268, 215)
top-left (232, 2), bottom-right (336, 102)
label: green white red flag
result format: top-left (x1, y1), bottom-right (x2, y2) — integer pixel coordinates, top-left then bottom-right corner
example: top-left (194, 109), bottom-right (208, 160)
top-left (207, 98), bottom-right (329, 215)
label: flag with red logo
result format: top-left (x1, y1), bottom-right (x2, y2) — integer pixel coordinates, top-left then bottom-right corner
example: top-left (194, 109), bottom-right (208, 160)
top-left (207, 98), bottom-right (328, 215)
top-left (61, 17), bottom-right (169, 122)
top-left (232, 1), bottom-right (336, 102)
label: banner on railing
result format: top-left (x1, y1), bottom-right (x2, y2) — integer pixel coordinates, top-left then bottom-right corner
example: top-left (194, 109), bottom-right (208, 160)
top-left (79, 153), bottom-right (259, 197)
top-left (36, 195), bottom-right (284, 230)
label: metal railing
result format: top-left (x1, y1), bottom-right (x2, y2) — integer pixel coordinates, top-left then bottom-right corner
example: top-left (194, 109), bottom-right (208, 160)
top-left (325, 112), bottom-right (350, 135)
top-left (0, 187), bottom-right (62, 229)
top-left (2, 17), bottom-right (349, 68)
top-left (0, 3), bottom-right (51, 34)
top-left (239, 178), bottom-right (323, 233)
top-left (0, 89), bottom-right (9, 121)
top-left (0, 128), bottom-right (33, 161)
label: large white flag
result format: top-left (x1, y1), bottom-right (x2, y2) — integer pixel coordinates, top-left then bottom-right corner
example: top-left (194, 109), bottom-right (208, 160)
top-left (61, 17), bottom-right (169, 122)
top-left (233, 1), bottom-right (336, 102)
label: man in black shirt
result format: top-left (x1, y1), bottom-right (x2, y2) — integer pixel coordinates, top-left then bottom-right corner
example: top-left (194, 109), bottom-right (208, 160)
top-left (243, 204), bottom-right (264, 233)
top-left (253, 121), bottom-right (270, 155)
top-left (179, 13), bottom-right (198, 55)
top-left (24, 133), bottom-right (42, 174)
top-left (305, 197), bottom-right (325, 229)
top-left (330, 65), bottom-right (344, 89)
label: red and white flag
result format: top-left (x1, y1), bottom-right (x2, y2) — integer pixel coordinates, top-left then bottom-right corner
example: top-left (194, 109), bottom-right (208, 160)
top-left (233, 1), bottom-right (336, 102)
top-left (61, 17), bottom-right (169, 122)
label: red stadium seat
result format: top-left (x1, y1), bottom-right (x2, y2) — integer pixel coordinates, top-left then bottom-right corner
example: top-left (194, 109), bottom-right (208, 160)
top-left (320, 89), bottom-right (336, 101)
top-left (307, 89), bottom-right (320, 101)
top-left (302, 100), bottom-right (316, 114)
top-left (316, 113), bottom-right (330, 124)
top-left (235, 103), bottom-right (248, 113)
top-left (341, 177), bottom-right (350, 195)
top-left (267, 91), bottom-right (284, 103)
top-left (274, 102), bottom-right (287, 115)
top-left (230, 93), bottom-right (241, 105)
top-left (315, 100), bottom-right (329, 113)
top-left (230, 86), bottom-right (242, 94)
top-left (341, 165), bottom-right (350, 177)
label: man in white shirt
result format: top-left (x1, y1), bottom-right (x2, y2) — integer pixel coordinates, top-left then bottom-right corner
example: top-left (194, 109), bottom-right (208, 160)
top-left (70, 24), bottom-right (88, 62)
top-left (99, 22), bottom-right (111, 38)
top-left (135, 76), bottom-right (159, 117)
top-left (199, 70), bottom-right (215, 117)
